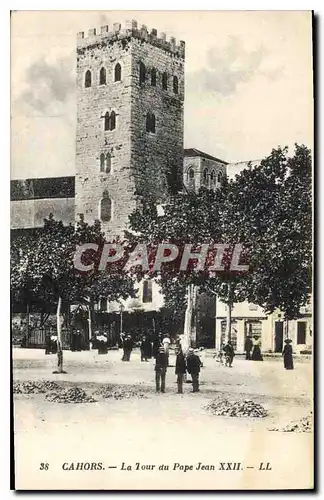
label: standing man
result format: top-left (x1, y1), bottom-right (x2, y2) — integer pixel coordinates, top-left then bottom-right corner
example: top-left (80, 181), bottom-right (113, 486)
top-left (175, 347), bottom-right (186, 394)
top-left (155, 346), bottom-right (168, 393)
top-left (75, 329), bottom-right (82, 351)
top-left (162, 334), bottom-right (171, 366)
top-left (186, 348), bottom-right (202, 393)
top-left (123, 334), bottom-right (133, 361)
top-left (223, 340), bottom-right (235, 367)
top-left (244, 335), bottom-right (253, 360)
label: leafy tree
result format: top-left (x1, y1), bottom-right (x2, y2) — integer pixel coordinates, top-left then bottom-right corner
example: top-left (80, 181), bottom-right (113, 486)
top-left (128, 144), bottom-right (312, 344)
top-left (11, 215), bottom-right (136, 372)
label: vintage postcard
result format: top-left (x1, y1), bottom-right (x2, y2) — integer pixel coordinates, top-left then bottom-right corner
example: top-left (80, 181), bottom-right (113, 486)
top-left (11, 10), bottom-right (314, 490)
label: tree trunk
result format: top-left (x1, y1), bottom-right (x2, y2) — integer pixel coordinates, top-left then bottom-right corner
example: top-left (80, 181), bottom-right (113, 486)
top-left (87, 303), bottom-right (93, 342)
top-left (26, 302), bottom-right (30, 347)
top-left (225, 301), bottom-right (232, 342)
top-left (54, 295), bottom-right (65, 374)
top-left (183, 285), bottom-right (191, 354)
top-left (183, 284), bottom-right (198, 352)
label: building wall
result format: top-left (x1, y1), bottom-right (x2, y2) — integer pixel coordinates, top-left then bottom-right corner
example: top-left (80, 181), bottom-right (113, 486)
top-left (75, 20), bottom-right (185, 238)
top-left (130, 37), bottom-right (184, 201)
top-left (11, 198), bottom-right (75, 229)
top-left (183, 155), bottom-right (226, 193)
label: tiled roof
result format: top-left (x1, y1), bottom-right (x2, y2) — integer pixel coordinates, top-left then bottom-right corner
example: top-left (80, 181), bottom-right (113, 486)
top-left (184, 148), bottom-right (228, 164)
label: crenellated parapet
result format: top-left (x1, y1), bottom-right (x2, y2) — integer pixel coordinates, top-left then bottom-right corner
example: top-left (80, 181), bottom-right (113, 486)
top-left (77, 19), bottom-right (185, 58)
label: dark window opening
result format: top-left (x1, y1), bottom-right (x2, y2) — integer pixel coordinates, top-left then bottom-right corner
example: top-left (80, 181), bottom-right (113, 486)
top-left (210, 170), bottom-right (216, 183)
top-left (100, 153), bottom-right (105, 172)
top-left (162, 72), bottom-right (168, 90)
top-left (85, 70), bottom-right (92, 88)
top-left (104, 111), bottom-right (116, 131)
top-left (297, 322), bottom-right (307, 344)
top-left (110, 111), bottom-right (116, 130)
top-left (217, 172), bottom-right (222, 183)
top-left (142, 280), bottom-right (153, 303)
top-left (100, 194), bottom-right (112, 222)
top-left (203, 168), bottom-right (208, 182)
top-left (151, 68), bottom-right (156, 86)
top-left (146, 113), bottom-right (156, 133)
top-left (104, 112), bottom-right (110, 131)
top-left (139, 62), bottom-right (146, 84)
top-left (173, 75), bottom-right (178, 94)
top-left (188, 168), bottom-right (194, 180)
top-left (99, 67), bottom-right (106, 85)
top-left (114, 63), bottom-right (121, 82)
top-left (106, 153), bottom-right (112, 173)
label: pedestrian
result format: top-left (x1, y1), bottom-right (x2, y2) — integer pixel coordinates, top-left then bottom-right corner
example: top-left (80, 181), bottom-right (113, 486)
top-left (155, 346), bottom-right (168, 393)
top-left (244, 335), bottom-right (253, 360)
top-left (162, 334), bottom-right (171, 366)
top-left (223, 340), bottom-right (235, 367)
top-left (75, 329), bottom-right (82, 351)
top-left (186, 348), bottom-right (202, 393)
top-left (70, 329), bottom-right (76, 351)
top-left (282, 339), bottom-right (294, 370)
top-left (45, 332), bottom-right (51, 355)
top-left (123, 334), bottom-right (133, 361)
top-left (251, 337), bottom-right (263, 361)
top-left (152, 334), bottom-right (161, 358)
top-left (140, 335), bottom-right (150, 361)
top-left (175, 346), bottom-right (186, 394)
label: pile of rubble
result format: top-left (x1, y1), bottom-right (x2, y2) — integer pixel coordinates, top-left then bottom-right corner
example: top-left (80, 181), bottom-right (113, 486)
top-left (13, 380), bottom-right (62, 394)
top-left (93, 386), bottom-right (148, 400)
top-left (206, 398), bottom-right (268, 418)
top-left (270, 412), bottom-right (313, 433)
top-left (45, 387), bottom-right (97, 404)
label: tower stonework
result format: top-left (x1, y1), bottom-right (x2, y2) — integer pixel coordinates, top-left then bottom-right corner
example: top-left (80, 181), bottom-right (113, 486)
top-left (75, 20), bottom-right (185, 237)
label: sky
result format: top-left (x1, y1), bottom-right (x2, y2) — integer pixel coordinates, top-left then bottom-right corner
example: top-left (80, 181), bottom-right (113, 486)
top-left (11, 10), bottom-right (313, 180)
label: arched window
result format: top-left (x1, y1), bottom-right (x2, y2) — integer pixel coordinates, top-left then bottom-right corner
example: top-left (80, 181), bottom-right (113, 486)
top-left (110, 111), bottom-right (116, 131)
top-left (173, 75), bottom-right (178, 94)
top-left (114, 63), bottom-right (121, 82)
top-left (146, 113), bottom-right (156, 133)
top-left (99, 67), bottom-right (106, 85)
top-left (203, 168), bottom-right (208, 183)
top-left (100, 153), bottom-right (106, 172)
top-left (162, 72), bottom-right (168, 90)
top-left (188, 168), bottom-right (194, 180)
top-left (151, 68), bottom-right (156, 86)
top-left (99, 192), bottom-right (112, 222)
top-left (104, 112), bottom-right (110, 131)
top-left (217, 172), bottom-right (222, 183)
top-left (139, 62), bottom-right (146, 84)
top-left (210, 170), bottom-right (216, 184)
top-left (85, 70), bottom-right (92, 88)
top-left (105, 153), bottom-right (112, 173)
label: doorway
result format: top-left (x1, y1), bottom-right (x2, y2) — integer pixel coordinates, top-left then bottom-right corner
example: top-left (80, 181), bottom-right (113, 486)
top-left (297, 321), bottom-right (307, 345)
top-left (274, 321), bottom-right (283, 353)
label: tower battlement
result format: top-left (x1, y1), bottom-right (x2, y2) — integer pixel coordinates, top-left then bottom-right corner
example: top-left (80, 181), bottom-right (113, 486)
top-left (77, 19), bottom-right (185, 58)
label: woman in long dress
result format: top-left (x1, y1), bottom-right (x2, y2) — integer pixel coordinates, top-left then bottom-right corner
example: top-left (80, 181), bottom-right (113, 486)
top-left (251, 337), bottom-right (263, 361)
top-left (282, 339), bottom-right (294, 369)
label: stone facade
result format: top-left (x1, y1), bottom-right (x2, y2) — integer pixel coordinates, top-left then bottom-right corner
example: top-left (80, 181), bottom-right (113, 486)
top-left (75, 20), bottom-right (184, 238)
top-left (183, 149), bottom-right (227, 193)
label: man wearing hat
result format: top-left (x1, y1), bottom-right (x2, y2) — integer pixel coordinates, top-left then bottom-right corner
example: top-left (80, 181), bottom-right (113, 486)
top-left (282, 339), bottom-right (294, 370)
top-left (154, 346), bottom-right (168, 393)
top-left (186, 348), bottom-right (202, 393)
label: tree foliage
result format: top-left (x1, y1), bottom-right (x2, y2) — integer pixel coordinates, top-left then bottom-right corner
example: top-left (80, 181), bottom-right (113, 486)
top-left (128, 144), bottom-right (312, 321)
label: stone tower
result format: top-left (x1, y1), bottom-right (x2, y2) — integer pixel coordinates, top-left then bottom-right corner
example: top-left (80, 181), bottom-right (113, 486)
top-left (75, 20), bottom-right (185, 237)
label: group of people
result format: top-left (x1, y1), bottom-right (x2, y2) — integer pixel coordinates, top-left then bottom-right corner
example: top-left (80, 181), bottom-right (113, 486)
top-left (120, 331), bottom-right (203, 394)
top-left (155, 345), bottom-right (202, 394)
top-left (244, 335), bottom-right (263, 361)
top-left (245, 335), bottom-right (294, 369)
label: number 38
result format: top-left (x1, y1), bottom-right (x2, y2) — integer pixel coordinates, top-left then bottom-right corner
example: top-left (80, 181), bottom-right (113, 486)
top-left (40, 463), bottom-right (49, 470)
